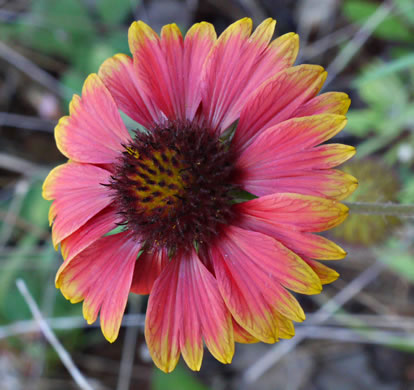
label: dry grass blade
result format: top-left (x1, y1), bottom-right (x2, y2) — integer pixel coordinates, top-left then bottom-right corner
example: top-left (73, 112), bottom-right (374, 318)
top-left (16, 279), bottom-right (95, 390)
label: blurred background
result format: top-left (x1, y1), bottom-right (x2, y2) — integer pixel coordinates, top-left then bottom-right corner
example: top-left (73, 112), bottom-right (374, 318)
top-left (1, 0), bottom-right (414, 389)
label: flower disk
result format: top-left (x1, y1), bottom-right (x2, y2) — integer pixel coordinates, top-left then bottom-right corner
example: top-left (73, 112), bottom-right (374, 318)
top-left (110, 122), bottom-right (236, 251)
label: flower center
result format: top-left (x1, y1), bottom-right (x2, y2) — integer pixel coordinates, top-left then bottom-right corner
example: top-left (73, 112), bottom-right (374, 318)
top-left (110, 121), bottom-right (237, 252)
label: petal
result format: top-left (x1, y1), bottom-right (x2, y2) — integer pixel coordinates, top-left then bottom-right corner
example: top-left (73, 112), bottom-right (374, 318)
top-left (293, 92), bottom-right (351, 117)
top-left (61, 205), bottom-right (119, 262)
top-left (145, 251), bottom-right (234, 372)
top-left (237, 210), bottom-right (347, 260)
top-left (128, 21), bottom-right (188, 121)
top-left (232, 65), bottom-right (327, 152)
top-left (56, 232), bottom-right (141, 342)
top-left (201, 18), bottom-right (297, 132)
top-left (236, 114), bottom-right (349, 164)
top-left (144, 257), bottom-right (181, 373)
top-left (55, 74), bottom-right (131, 164)
top-left (128, 21), bottom-right (174, 119)
top-left (232, 318), bottom-right (259, 344)
top-left (234, 193), bottom-right (349, 233)
top-left (42, 162), bottom-right (113, 247)
top-left (267, 144), bottom-right (356, 171)
top-left (240, 169), bottom-right (357, 200)
top-left (303, 258), bottom-right (339, 285)
top-left (230, 32), bottom-right (299, 128)
top-left (235, 114), bottom-right (358, 199)
top-left (210, 225), bottom-right (312, 343)
top-left (275, 313), bottom-right (295, 339)
top-left (179, 252), bottom-right (234, 370)
top-left (130, 248), bottom-right (169, 295)
top-left (183, 22), bottom-right (217, 120)
top-left (98, 54), bottom-right (162, 127)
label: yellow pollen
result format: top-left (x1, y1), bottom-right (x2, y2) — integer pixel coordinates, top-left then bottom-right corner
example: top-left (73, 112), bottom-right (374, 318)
top-left (126, 147), bottom-right (190, 216)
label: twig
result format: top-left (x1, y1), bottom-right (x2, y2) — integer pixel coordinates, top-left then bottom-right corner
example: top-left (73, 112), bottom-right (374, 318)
top-left (0, 314), bottom-right (145, 340)
top-left (16, 279), bottom-right (95, 390)
top-left (0, 152), bottom-right (49, 176)
top-left (306, 313), bottom-right (414, 331)
top-left (345, 202), bottom-right (414, 217)
top-left (324, 0), bottom-right (393, 87)
top-left (0, 112), bottom-right (56, 132)
top-left (0, 40), bottom-right (73, 99)
top-left (242, 261), bottom-right (385, 385)
top-left (299, 325), bottom-right (414, 347)
top-left (0, 179), bottom-right (30, 247)
top-left (116, 297), bottom-right (141, 390)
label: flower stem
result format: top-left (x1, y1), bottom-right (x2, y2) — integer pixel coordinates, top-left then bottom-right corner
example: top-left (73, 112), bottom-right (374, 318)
top-left (345, 202), bottom-right (414, 217)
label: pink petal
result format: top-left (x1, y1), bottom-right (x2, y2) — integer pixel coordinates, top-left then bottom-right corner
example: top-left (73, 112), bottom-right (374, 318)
top-left (61, 206), bottom-right (119, 262)
top-left (130, 248), bottom-right (169, 295)
top-left (55, 74), bottom-right (131, 164)
top-left (42, 162), bottom-right (113, 247)
top-left (232, 318), bottom-right (259, 344)
top-left (183, 22), bottom-right (217, 120)
top-left (144, 256), bottom-right (181, 373)
top-left (240, 168), bottom-right (358, 200)
top-left (232, 65), bottom-right (327, 152)
top-left (237, 210), bottom-right (347, 260)
top-left (128, 21), bottom-right (188, 121)
top-left (210, 225), bottom-right (317, 343)
top-left (235, 114), bottom-right (358, 199)
top-left (293, 92), bottom-right (351, 117)
top-left (234, 193), bottom-right (349, 233)
top-left (56, 232), bottom-right (142, 342)
top-left (98, 54), bottom-right (162, 127)
top-left (201, 18), bottom-right (299, 132)
top-left (145, 250), bottom-right (234, 372)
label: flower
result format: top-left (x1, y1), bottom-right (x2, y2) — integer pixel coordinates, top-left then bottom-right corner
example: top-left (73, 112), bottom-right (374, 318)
top-left (43, 18), bottom-right (357, 372)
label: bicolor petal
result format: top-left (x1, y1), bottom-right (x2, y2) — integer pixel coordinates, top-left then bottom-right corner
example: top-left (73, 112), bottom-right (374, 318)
top-left (236, 195), bottom-right (348, 260)
top-left (235, 114), bottom-right (357, 199)
top-left (145, 250), bottom-right (234, 372)
top-left (61, 206), bottom-right (119, 262)
top-left (130, 248), bottom-right (169, 295)
top-left (201, 18), bottom-right (299, 132)
top-left (232, 65), bottom-right (327, 151)
top-left (303, 258), bottom-right (339, 285)
top-left (232, 318), bottom-right (259, 344)
top-left (210, 225), bottom-right (311, 343)
top-left (234, 193), bottom-right (349, 233)
top-left (98, 54), bottom-right (162, 127)
top-left (183, 22), bottom-right (217, 120)
top-left (293, 92), bottom-right (351, 117)
top-left (55, 74), bottom-right (131, 164)
top-left (237, 210), bottom-right (347, 260)
top-left (56, 232), bottom-right (142, 342)
top-left (42, 162), bottom-right (113, 247)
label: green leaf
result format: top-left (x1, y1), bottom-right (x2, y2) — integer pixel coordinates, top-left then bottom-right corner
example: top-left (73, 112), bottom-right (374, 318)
top-left (355, 132), bottom-right (400, 159)
top-left (378, 246), bottom-right (414, 282)
top-left (342, 0), bottom-right (413, 42)
top-left (358, 72), bottom-right (408, 110)
top-left (395, 0), bottom-right (414, 25)
top-left (0, 0), bottom-right (96, 59)
top-left (345, 109), bottom-right (380, 136)
top-left (152, 364), bottom-right (210, 390)
top-left (354, 54), bottom-right (414, 86)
